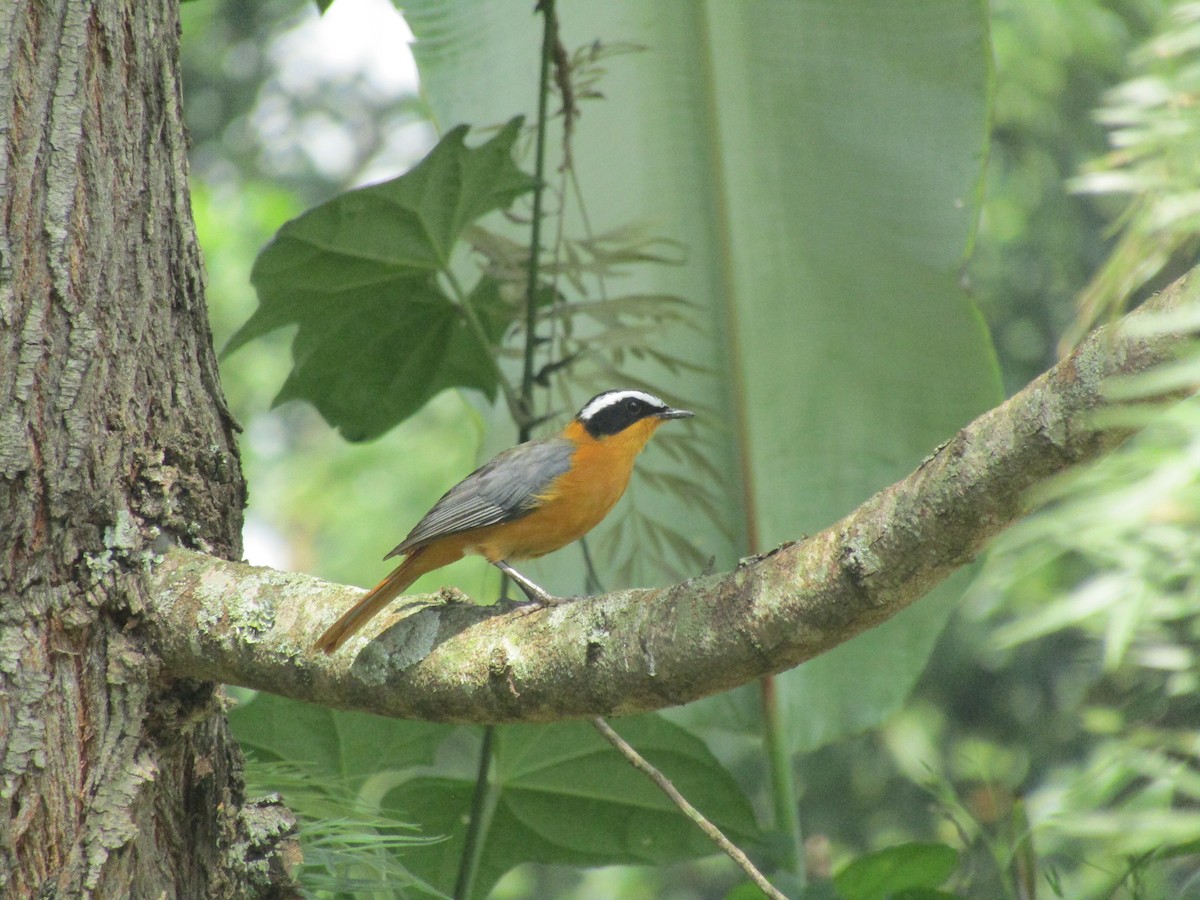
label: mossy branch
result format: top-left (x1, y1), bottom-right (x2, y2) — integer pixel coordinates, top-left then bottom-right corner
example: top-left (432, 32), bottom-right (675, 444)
top-left (147, 272), bottom-right (1197, 724)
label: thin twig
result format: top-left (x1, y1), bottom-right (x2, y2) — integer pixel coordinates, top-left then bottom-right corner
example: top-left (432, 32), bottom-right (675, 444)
top-left (591, 717), bottom-right (787, 900)
top-left (521, 0), bottom-right (557, 416)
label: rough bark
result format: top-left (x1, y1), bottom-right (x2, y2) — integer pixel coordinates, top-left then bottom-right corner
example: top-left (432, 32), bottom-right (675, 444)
top-left (0, 2), bottom-right (298, 897)
top-left (148, 272), bottom-right (1197, 724)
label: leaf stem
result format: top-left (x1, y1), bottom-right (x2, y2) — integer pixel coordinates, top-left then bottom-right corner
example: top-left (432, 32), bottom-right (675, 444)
top-left (762, 675), bottom-right (805, 884)
top-left (454, 726), bottom-right (500, 899)
top-left (443, 267), bottom-right (524, 427)
top-left (591, 717), bottom-right (787, 900)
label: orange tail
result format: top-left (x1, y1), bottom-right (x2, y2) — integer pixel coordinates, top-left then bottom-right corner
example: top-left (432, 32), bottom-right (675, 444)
top-left (315, 545), bottom-right (449, 654)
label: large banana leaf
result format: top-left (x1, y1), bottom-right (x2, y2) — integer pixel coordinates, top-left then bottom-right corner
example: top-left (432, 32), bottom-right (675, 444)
top-left (401, 0), bottom-right (1000, 752)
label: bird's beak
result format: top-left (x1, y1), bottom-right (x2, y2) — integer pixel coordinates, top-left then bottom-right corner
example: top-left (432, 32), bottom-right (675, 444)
top-left (656, 407), bottom-right (694, 420)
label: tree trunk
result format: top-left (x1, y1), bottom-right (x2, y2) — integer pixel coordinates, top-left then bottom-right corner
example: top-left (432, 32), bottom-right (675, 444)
top-left (0, 2), bottom-right (297, 896)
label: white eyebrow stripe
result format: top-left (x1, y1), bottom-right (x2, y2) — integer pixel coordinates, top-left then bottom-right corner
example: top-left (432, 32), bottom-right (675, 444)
top-left (579, 390), bottom-right (667, 421)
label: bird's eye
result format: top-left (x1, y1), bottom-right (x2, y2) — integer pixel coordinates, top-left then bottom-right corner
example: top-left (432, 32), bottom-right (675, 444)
top-left (626, 398), bottom-right (643, 413)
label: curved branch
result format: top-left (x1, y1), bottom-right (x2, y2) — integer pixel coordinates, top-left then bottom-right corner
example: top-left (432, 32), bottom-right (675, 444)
top-left (148, 273), bottom-right (1197, 723)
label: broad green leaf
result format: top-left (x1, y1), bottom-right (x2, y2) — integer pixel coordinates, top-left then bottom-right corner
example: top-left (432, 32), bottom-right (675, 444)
top-left (272, 283), bottom-right (495, 443)
top-left (402, 0), bottom-right (1000, 752)
top-left (228, 691), bottom-right (449, 781)
top-left (228, 694), bottom-right (456, 897)
top-left (224, 120), bottom-right (534, 441)
top-left (834, 842), bottom-right (959, 900)
top-left (381, 715), bottom-right (761, 897)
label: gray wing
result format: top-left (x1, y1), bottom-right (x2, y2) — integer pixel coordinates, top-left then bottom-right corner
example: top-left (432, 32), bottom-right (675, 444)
top-left (385, 436), bottom-right (575, 558)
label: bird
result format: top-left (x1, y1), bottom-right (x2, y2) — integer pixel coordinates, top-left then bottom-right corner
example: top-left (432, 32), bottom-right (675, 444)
top-left (314, 389), bottom-right (694, 653)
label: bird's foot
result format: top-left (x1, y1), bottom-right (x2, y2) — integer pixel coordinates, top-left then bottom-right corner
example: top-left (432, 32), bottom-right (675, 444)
top-left (492, 560), bottom-right (559, 607)
top-left (518, 590), bottom-right (565, 607)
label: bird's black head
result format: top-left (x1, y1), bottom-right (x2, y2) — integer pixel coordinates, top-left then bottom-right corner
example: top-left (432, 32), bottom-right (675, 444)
top-left (576, 389), bottom-right (694, 438)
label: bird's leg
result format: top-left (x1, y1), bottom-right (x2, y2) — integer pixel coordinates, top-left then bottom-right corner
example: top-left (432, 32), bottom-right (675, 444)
top-left (493, 560), bottom-right (561, 606)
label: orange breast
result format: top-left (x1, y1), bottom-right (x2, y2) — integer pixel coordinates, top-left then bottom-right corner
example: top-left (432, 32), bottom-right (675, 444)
top-left (467, 416), bottom-right (664, 562)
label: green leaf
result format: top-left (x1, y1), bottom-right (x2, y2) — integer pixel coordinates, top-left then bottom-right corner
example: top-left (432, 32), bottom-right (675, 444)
top-left (380, 715), bottom-right (761, 897)
top-left (834, 842), bottom-right (959, 900)
top-left (466, 274), bottom-right (527, 345)
top-left (228, 694), bottom-right (456, 896)
top-left (272, 282), bottom-right (496, 443)
top-left (227, 691), bottom-right (449, 781)
top-left (224, 119), bottom-right (534, 441)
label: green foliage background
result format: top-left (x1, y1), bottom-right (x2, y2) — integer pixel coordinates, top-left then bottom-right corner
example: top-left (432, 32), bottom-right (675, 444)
top-left (183, 0), bottom-right (1200, 897)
